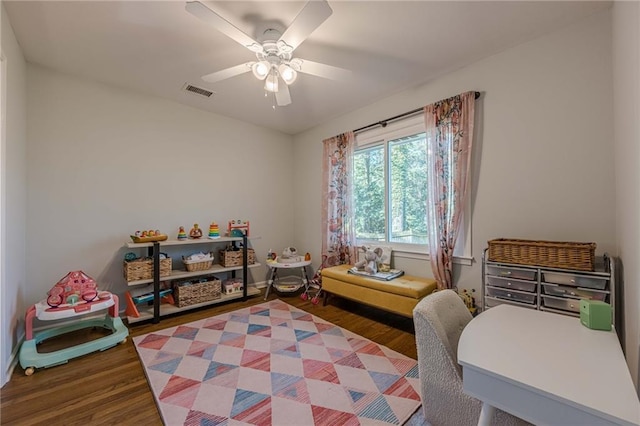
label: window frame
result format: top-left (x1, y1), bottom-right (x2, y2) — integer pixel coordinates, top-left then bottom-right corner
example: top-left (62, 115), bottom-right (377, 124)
top-left (354, 114), bottom-right (472, 265)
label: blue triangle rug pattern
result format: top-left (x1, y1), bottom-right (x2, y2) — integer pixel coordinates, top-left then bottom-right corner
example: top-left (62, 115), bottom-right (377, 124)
top-left (133, 300), bottom-right (421, 425)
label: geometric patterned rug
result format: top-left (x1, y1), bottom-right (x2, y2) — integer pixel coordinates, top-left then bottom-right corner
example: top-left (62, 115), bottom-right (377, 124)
top-left (133, 300), bottom-right (422, 425)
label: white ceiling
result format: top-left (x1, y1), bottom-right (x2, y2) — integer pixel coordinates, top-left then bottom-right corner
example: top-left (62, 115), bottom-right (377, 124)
top-left (4, 1), bottom-right (610, 135)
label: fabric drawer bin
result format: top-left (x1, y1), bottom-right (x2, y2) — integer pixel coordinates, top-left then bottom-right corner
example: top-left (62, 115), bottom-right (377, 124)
top-left (485, 265), bottom-right (536, 281)
top-left (486, 286), bottom-right (536, 304)
top-left (542, 284), bottom-right (607, 301)
top-left (486, 276), bottom-right (537, 292)
top-left (542, 295), bottom-right (582, 313)
top-left (542, 271), bottom-right (607, 290)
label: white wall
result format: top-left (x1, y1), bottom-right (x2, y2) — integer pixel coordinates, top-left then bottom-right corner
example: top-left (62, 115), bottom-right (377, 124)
top-left (25, 65), bottom-right (294, 315)
top-left (296, 9), bottom-right (615, 275)
top-left (1, 2), bottom-right (27, 387)
top-left (612, 0), bottom-right (640, 391)
top-left (294, 6), bottom-right (628, 371)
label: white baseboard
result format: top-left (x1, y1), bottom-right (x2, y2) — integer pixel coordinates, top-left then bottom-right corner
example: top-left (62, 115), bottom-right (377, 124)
top-left (3, 331), bottom-right (24, 387)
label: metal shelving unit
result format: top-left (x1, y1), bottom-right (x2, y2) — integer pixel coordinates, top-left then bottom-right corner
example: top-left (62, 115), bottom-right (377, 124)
top-left (482, 248), bottom-right (617, 328)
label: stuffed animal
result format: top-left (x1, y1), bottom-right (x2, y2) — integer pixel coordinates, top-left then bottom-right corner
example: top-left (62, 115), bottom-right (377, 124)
top-left (354, 246), bottom-right (383, 274)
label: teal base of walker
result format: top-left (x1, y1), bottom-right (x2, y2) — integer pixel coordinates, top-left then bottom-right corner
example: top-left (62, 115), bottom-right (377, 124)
top-left (19, 315), bottom-right (128, 372)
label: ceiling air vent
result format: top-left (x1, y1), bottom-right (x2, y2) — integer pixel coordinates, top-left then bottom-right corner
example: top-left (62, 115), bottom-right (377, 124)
top-left (182, 83), bottom-right (215, 98)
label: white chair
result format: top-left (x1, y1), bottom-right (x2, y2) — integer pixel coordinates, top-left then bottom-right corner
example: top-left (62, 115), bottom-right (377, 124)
top-left (413, 290), bottom-right (529, 426)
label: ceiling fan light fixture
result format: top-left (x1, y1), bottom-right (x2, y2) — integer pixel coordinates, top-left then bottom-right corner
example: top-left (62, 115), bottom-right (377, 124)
top-left (264, 71), bottom-right (279, 93)
top-left (276, 40), bottom-right (293, 54)
top-left (278, 64), bottom-right (298, 85)
top-left (251, 61), bottom-right (270, 80)
top-left (247, 43), bottom-right (264, 53)
top-left (289, 58), bottom-right (303, 71)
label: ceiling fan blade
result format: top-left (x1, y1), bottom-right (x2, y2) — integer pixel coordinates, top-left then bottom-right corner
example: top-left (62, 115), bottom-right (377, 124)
top-left (275, 84), bottom-right (292, 107)
top-left (202, 63), bottom-right (252, 83)
top-left (278, 0), bottom-right (332, 52)
top-left (295, 59), bottom-right (351, 81)
top-left (186, 1), bottom-right (263, 53)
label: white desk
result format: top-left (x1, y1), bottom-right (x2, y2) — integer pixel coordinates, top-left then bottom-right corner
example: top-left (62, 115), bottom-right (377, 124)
top-left (458, 304), bottom-right (640, 426)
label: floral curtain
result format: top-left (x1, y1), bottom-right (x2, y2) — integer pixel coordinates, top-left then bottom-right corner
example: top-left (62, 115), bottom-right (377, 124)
top-left (321, 132), bottom-right (357, 267)
top-left (424, 92), bottom-right (475, 289)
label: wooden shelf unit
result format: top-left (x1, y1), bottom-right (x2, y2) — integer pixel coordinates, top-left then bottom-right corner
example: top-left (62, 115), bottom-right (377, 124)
top-left (124, 235), bottom-right (259, 323)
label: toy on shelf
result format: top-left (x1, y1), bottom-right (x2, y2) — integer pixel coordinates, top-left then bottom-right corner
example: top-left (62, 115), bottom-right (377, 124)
top-left (124, 285), bottom-right (175, 319)
top-left (227, 220), bottom-right (250, 237)
top-left (47, 271), bottom-right (98, 308)
top-left (131, 289), bottom-right (173, 305)
top-left (189, 223), bottom-right (203, 239)
top-left (177, 226), bottom-right (188, 240)
top-left (222, 278), bottom-right (243, 295)
top-left (19, 291), bottom-right (128, 376)
top-left (124, 252), bottom-right (137, 262)
top-left (130, 229), bottom-right (168, 243)
top-left (208, 222), bottom-right (220, 239)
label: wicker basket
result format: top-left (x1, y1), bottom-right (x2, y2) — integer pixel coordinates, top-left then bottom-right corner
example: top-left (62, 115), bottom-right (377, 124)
top-left (182, 253), bottom-right (214, 272)
top-left (123, 257), bottom-right (172, 281)
top-left (487, 239), bottom-right (596, 271)
top-left (173, 276), bottom-right (221, 307)
top-left (219, 249), bottom-right (255, 267)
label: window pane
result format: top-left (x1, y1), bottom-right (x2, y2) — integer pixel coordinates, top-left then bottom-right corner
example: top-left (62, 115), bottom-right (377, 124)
top-left (354, 145), bottom-right (385, 241)
top-left (389, 133), bottom-right (427, 244)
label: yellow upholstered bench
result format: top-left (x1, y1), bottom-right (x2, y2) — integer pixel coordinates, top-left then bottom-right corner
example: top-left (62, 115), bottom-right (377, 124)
top-left (321, 264), bottom-right (437, 318)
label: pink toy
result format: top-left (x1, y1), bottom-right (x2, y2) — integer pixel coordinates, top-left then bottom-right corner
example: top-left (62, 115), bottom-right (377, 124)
top-left (47, 271), bottom-right (98, 308)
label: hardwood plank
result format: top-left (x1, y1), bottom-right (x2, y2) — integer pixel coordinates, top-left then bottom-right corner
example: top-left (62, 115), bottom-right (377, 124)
top-left (1, 291), bottom-right (417, 425)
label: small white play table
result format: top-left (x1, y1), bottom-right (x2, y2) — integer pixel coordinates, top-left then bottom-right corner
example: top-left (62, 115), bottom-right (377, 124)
top-left (264, 258), bottom-right (312, 300)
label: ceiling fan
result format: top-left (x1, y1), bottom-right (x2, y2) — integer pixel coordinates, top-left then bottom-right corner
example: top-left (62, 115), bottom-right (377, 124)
top-left (185, 0), bottom-right (349, 107)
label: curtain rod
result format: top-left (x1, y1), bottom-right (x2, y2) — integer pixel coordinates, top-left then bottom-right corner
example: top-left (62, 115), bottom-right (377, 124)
top-left (353, 91), bottom-right (481, 134)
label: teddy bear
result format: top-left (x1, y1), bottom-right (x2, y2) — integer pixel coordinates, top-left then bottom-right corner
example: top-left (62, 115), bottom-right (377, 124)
top-left (354, 246), bottom-right (383, 274)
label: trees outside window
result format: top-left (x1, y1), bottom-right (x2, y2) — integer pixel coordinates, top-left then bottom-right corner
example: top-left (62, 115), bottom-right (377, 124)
top-left (353, 116), bottom-right (470, 260)
top-left (353, 133), bottom-right (428, 245)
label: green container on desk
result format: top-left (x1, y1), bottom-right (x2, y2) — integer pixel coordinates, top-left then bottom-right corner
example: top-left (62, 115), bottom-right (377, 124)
top-left (580, 299), bottom-right (611, 331)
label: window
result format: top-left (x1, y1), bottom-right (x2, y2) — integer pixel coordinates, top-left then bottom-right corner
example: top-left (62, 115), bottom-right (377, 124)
top-left (353, 115), bottom-right (471, 261)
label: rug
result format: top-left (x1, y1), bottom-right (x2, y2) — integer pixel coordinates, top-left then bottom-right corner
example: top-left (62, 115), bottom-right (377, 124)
top-left (133, 300), bottom-right (422, 425)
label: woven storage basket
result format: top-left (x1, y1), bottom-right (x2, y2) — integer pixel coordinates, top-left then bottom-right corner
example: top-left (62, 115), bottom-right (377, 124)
top-left (182, 253), bottom-right (214, 272)
top-left (487, 239), bottom-right (596, 271)
top-left (219, 249), bottom-right (255, 267)
top-left (123, 257), bottom-right (172, 281)
top-left (174, 276), bottom-right (221, 307)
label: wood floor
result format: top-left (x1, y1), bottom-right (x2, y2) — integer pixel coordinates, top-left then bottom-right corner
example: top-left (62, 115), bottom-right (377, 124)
top-left (0, 291), bottom-right (417, 426)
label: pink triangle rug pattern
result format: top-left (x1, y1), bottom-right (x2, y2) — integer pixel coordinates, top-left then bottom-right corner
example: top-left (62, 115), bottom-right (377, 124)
top-left (133, 300), bottom-right (422, 425)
